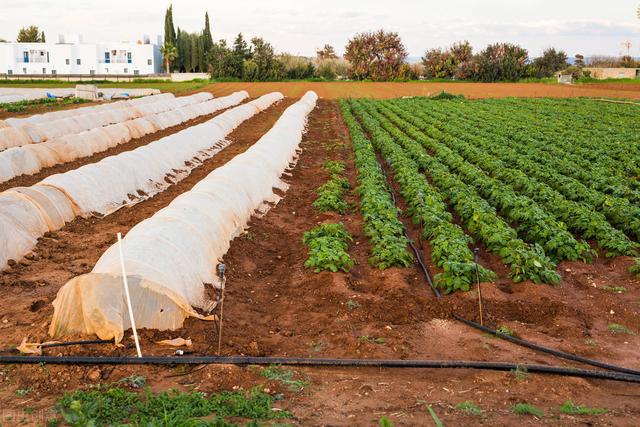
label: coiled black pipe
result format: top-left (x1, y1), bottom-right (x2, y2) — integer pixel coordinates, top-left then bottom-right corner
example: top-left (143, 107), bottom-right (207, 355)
top-left (0, 355), bottom-right (638, 382)
top-left (453, 314), bottom-right (640, 377)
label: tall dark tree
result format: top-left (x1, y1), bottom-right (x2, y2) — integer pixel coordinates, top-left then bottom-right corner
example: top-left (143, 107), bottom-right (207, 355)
top-left (231, 33), bottom-right (251, 78)
top-left (202, 12), bottom-right (213, 54)
top-left (164, 5), bottom-right (177, 46)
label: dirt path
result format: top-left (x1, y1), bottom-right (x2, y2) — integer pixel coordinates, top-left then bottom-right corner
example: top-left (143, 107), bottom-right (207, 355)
top-left (204, 81), bottom-right (640, 100)
top-left (0, 103), bottom-right (241, 192)
top-left (0, 100), bottom-right (638, 426)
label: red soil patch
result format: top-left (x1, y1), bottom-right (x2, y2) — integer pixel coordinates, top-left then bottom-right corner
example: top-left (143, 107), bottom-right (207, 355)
top-left (204, 81), bottom-right (640, 100)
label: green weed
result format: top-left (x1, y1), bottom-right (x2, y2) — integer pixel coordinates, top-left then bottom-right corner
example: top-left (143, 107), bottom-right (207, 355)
top-left (260, 365), bottom-right (308, 392)
top-left (513, 403), bottom-right (544, 417)
top-left (559, 400), bottom-right (607, 415)
top-left (608, 323), bottom-right (635, 335)
top-left (455, 400), bottom-right (482, 416)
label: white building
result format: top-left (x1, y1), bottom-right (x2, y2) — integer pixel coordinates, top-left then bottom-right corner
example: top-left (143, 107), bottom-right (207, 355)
top-left (0, 34), bottom-right (163, 77)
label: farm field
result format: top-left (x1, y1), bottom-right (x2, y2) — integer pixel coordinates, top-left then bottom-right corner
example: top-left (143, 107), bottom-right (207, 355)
top-left (0, 91), bottom-right (639, 425)
top-left (201, 81), bottom-right (640, 100)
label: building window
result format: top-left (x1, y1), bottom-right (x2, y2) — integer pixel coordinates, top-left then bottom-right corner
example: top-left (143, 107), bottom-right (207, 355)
top-left (104, 52), bottom-right (110, 64)
top-left (46, 52), bottom-right (50, 63)
top-left (42, 68), bottom-right (46, 74)
top-left (134, 70), bottom-right (139, 75)
top-left (147, 59), bottom-right (152, 66)
top-left (105, 68), bottom-right (109, 73)
top-left (23, 51), bottom-right (29, 63)
top-left (127, 52), bottom-right (132, 63)
top-left (90, 70), bottom-right (95, 75)
top-left (7, 70), bottom-right (13, 75)
top-left (65, 58), bottom-right (70, 65)
top-left (51, 70), bottom-right (57, 76)
top-left (76, 58), bottom-right (81, 65)
top-left (124, 68), bottom-right (128, 73)
top-left (22, 67), bottom-right (27, 74)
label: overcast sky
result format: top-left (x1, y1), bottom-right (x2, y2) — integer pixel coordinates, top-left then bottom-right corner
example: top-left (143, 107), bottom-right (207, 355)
top-left (1, 0), bottom-right (639, 57)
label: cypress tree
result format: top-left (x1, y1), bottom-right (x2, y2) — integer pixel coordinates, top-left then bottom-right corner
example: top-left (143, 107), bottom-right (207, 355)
top-left (203, 12), bottom-right (213, 54)
top-left (164, 5), bottom-right (176, 46)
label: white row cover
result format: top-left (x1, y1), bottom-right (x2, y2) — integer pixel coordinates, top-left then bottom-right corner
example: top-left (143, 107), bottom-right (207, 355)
top-left (0, 87), bottom-right (161, 106)
top-left (3, 92), bottom-right (174, 129)
top-left (49, 91), bottom-right (317, 342)
top-left (0, 92), bottom-right (283, 272)
top-left (0, 92), bottom-right (245, 184)
top-left (0, 93), bottom-right (207, 150)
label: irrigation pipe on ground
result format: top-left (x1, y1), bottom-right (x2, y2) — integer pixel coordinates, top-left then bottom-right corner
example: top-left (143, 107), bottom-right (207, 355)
top-left (0, 356), bottom-right (638, 383)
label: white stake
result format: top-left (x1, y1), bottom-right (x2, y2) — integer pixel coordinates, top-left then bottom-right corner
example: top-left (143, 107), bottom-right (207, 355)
top-left (117, 232), bottom-right (142, 358)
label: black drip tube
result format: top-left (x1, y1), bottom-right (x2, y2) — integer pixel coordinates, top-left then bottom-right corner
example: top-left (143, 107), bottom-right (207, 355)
top-left (0, 355), bottom-right (638, 382)
top-left (453, 314), bottom-right (640, 377)
top-left (382, 166), bottom-right (441, 298)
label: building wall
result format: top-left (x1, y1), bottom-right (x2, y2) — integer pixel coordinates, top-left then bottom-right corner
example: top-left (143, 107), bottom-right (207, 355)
top-left (0, 41), bottom-right (162, 76)
top-left (584, 67), bottom-right (640, 80)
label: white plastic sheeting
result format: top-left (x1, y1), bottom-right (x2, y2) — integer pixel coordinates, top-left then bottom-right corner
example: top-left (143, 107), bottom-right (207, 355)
top-left (41, 92), bottom-right (281, 215)
top-left (3, 93), bottom-right (174, 129)
top-left (0, 91), bottom-right (248, 183)
top-left (0, 92), bottom-right (282, 272)
top-left (0, 93), bottom-right (210, 149)
top-left (49, 91), bottom-right (317, 342)
top-left (0, 87), bottom-right (160, 105)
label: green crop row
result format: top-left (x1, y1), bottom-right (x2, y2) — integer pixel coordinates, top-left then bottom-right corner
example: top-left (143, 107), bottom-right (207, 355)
top-left (346, 100), bottom-right (495, 293)
top-left (339, 100), bottom-right (413, 269)
top-left (312, 161), bottom-right (350, 214)
top-left (386, 99), bottom-right (638, 258)
top-left (303, 223), bottom-right (354, 273)
top-left (351, 100), bottom-right (560, 284)
top-left (401, 98), bottom-right (640, 241)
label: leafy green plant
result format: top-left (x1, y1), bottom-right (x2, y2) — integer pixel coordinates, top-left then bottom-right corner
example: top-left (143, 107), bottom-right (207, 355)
top-left (608, 323), bottom-right (635, 335)
top-left (346, 299), bottom-right (360, 310)
top-left (55, 386), bottom-right (290, 425)
top-left (313, 177), bottom-right (350, 214)
top-left (260, 365), bottom-right (308, 392)
top-left (511, 365), bottom-right (528, 381)
top-left (496, 325), bottom-right (516, 336)
top-left (455, 400), bottom-right (482, 416)
top-left (512, 403), bottom-right (544, 417)
top-left (427, 405), bottom-right (444, 427)
top-left (378, 416), bottom-right (394, 427)
top-left (359, 335), bottom-right (385, 344)
top-left (559, 400), bottom-right (607, 415)
top-left (303, 223), bottom-right (353, 272)
top-left (340, 100), bottom-right (414, 269)
top-left (15, 388), bottom-right (31, 397)
top-left (324, 160), bottom-right (346, 175)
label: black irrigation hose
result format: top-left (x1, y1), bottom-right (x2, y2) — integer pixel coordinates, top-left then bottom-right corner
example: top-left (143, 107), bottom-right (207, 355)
top-left (381, 165), bottom-right (441, 298)
top-left (0, 355), bottom-right (638, 382)
top-left (453, 314), bottom-right (640, 377)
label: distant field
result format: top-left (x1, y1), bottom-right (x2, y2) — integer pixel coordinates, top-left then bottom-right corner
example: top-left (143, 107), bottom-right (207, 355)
top-left (1, 79), bottom-right (639, 99)
top-left (204, 81), bottom-right (640, 99)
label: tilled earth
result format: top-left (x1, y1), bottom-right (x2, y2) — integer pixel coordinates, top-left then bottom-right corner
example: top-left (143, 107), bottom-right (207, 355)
top-left (0, 99), bottom-right (638, 426)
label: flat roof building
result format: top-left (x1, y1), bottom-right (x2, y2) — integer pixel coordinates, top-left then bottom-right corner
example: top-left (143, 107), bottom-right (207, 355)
top-left (0, 34), bottom-right (163, 77)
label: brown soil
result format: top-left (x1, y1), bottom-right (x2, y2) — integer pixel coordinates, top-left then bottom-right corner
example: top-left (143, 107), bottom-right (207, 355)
top-left (0, 100), bottom-right (639, 426)
top-left (0, 103), bottom-right (239, 192)
top-left (203, 81), bottom-right (640, 100)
